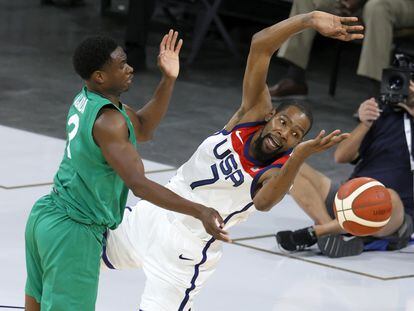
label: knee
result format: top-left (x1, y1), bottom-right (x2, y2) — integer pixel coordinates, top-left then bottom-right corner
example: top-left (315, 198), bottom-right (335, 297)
top-left (387, 188), bottom-right (404, 217)
top-left (363, 0), bottom-right (392, 21)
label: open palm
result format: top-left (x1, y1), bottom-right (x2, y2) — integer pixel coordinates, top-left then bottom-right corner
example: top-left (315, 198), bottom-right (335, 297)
top-left (157, 29), bottom-right (183, 79)
top-left (312, 11), bottom-right (364, 42)
top-left (296, 129), bottom-right (350, 158)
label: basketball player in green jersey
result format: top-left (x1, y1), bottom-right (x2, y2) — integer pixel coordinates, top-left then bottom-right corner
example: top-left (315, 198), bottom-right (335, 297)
top-left (24, 30), bottom-right (229, 311)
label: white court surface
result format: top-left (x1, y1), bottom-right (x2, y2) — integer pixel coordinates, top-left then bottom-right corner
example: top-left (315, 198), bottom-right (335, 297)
top-left (1, 125), bottom-right (414, 310)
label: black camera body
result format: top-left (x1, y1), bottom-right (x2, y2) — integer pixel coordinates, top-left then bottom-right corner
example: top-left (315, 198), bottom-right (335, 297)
top-left (379, 54), bottom-right (414, 108)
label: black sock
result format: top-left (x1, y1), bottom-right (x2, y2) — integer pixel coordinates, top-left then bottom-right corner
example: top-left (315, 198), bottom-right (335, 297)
top-left (286, 63), bottom-right (306, 84)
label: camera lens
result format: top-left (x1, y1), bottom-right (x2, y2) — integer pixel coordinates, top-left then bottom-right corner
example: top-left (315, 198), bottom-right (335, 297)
top-left (388, 75), bottom-right (404, 90)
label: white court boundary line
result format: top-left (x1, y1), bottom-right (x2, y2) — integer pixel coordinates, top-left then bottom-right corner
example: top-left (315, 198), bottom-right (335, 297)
top-left (232, 235), bottom-right (414, 281)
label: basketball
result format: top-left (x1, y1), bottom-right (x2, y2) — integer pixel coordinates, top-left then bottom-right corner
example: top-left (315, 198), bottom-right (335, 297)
top-left (334, 177), bottom-right (392, 236)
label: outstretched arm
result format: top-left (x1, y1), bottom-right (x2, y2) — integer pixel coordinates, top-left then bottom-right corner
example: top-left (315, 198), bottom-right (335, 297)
top-left (226, 12), bottom-right (364, 130)
top-left (93, 108), bottom-right (230, 242)
top-left (127, 30), bottom-right (183, 142)
top-left (253, 130), bottom-right (350, 211)
top-left (334, 98), bottom-right (379, 163)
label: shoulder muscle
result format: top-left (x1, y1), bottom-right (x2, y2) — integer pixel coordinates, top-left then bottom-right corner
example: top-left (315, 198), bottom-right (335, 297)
top-left (93, 107), bottom-right (129, 147)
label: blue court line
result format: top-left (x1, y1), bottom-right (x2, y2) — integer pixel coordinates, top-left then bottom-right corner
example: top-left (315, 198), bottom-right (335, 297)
top-left (0, 306), bottom-right (24, 309)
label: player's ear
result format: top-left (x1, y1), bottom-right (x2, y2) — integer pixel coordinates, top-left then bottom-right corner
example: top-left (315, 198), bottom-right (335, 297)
top-left (91, 70), bottom-right (105, 85)
top-left (264, 108), bottom-right (277, 122)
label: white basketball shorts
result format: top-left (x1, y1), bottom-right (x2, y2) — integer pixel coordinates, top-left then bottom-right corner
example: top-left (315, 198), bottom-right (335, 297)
top-left (103, 200), bottom-right (222, 311)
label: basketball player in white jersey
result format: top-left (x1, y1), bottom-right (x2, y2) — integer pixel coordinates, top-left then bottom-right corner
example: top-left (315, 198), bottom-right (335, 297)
top-left (103, 11), bottom-right (364, 310)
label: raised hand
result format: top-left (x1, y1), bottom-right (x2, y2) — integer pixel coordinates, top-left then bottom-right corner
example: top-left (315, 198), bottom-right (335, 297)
top-left (310, 11), bottom-right (364, 42)
top-left (158, 29), bottom-right (183, 79)
top-left (199, 207), bottom-right (232, 243)
top-left (295, 129), bottom-right (350, 159)
top-left (358, 98), bottom-right (381, 127)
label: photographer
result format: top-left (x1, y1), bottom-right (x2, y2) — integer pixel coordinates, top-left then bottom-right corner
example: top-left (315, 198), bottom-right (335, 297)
top-left (276, 73), bottom-right (414, 258)
top-left (269, 0), bottom-right (414, 98)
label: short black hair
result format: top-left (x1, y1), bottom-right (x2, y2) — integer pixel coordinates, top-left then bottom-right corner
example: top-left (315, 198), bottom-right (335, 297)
top-left (275, 100), bottom-right (313, 133)
top-left (72, 36), bottom-right (119, 80)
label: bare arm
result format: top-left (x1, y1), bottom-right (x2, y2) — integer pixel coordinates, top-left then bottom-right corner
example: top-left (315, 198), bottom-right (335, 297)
top-left (253, 130), bottom-right (349, 211)
top-left (334, 98), bottom-right (379, 163)
top-left (93, 108), bottom-right (230, 241)
top-left (128, 30), bottom-right (183, 142)
top-left (226, 12), bottom-right (364, 131)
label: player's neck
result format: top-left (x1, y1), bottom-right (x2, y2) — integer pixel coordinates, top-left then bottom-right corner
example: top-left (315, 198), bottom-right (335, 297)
top-left (85, 84), bottom-right (121, 108)
top-left (248, 131), bottom-right (261, 160)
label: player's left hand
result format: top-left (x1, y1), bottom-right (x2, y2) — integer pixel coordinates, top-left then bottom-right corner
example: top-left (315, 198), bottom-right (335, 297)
top-left (295, 129), bottom-right (350, 158)
top-left (199, 207), bottom-right (232, 243)
top-left (158, 29), bottom-right (183, 79)
top-left (310, 11), bottom-right (364, 42)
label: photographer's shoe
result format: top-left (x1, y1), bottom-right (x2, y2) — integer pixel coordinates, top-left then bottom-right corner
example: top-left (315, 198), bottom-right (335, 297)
top-left (317, 234), bottom-right (364, 258)
top-left (276, 227), bottom-right (317, 252)
top-left (386, 213), bottom-right (413, 250)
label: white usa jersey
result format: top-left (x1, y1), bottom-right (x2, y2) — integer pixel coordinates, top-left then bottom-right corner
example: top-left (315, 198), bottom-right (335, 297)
top-left (166, 121), bottom-right (292, 241)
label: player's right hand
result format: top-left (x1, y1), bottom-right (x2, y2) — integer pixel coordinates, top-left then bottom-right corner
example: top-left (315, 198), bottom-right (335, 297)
top-left (309, 11), bottom-right (364, 42)
top-left (199, 207), bottom-right (232, 243)
top-left (358, 98), bottom-right (381, 127)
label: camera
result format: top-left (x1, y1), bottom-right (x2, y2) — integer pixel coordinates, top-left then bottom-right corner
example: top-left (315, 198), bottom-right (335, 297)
top-left (379, 53), bottom-right (414, 108)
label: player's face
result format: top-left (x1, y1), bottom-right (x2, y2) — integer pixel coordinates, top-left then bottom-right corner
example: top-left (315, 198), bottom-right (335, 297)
top-left (254, 106), bottom-right (310, 161)
top-left (101, 47), bottom-right (134, 95)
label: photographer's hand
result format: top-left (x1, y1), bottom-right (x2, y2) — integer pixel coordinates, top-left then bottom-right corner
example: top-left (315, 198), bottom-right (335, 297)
top-left (397, 81), bottom-right (414, 117)
top-left (358, 98), bottom-right (381, 127)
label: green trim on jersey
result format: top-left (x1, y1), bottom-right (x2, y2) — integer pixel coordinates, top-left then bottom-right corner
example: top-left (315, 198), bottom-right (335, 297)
top-left (51, 87), bottom-right (137, 230)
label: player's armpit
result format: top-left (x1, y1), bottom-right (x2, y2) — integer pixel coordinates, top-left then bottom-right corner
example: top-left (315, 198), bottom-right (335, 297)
top-left (123, 104), bottom-right (152, 142)
top-left (224, 88), bottom-right (273, 133)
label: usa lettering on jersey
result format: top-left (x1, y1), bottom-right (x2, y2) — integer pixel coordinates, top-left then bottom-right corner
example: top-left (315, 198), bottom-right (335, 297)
top-left (190, 138), bottom-right (244, 190)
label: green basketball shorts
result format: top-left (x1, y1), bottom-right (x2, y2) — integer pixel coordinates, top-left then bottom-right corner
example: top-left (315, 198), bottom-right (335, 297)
top-left (25, 195), bottom-right (105, 311)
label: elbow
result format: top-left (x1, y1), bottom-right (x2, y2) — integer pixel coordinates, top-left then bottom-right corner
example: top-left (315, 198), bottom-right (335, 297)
top-left (255, 205), bottom-right (271, 212)
top-left (334, 153), bottom-right (344, 164)
top-left (129, 176), bottom-right (149, 198)
top-left (334, 151), bottom-right (351, 164)
top-left (136, 131), bottom-right (154, 143)
top-left (130, 184), bottom-right (144, 198)
top-left (253, 197), bottom-right (279, 212)
top-left (250, 32), bottom-right (266, 53)
top-left (251, 32), bottom-right (261, 45)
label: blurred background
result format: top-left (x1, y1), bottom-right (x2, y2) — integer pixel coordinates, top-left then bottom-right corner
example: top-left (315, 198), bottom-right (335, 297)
top-left (4, 0), bottom-right (411, 179)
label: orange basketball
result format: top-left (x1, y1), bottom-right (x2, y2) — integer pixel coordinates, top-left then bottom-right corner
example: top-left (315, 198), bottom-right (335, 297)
top-left (333, 177), bottom-right (392, 236)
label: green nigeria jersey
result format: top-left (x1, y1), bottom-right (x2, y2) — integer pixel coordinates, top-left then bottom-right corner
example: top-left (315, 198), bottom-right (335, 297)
top-left (51, 86), bottom-right (137, 229)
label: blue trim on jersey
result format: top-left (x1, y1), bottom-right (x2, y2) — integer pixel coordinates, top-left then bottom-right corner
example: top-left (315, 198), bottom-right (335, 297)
top-left (363, 239), bottom-right (389, 251)
top-left (220, 121), bottom-right (266, 135)
top-left (102, 231), bottom-right (116, 269)
top-left (178, 202), bottom-right (255, 311)
top-left (250, 164), bottom-right (283, 199)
